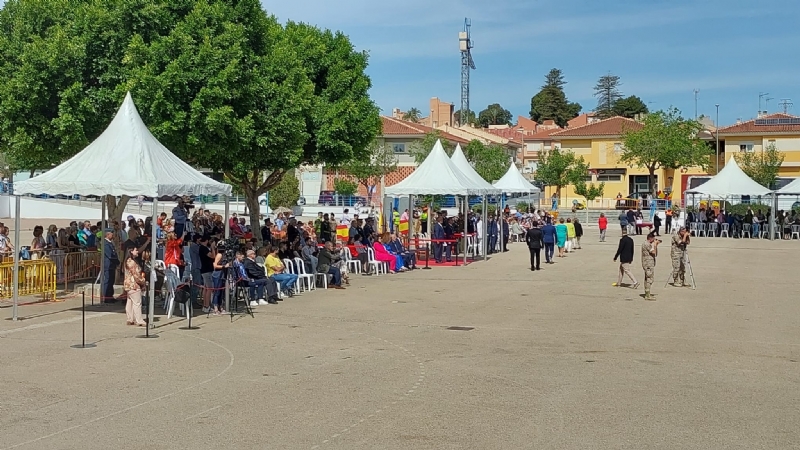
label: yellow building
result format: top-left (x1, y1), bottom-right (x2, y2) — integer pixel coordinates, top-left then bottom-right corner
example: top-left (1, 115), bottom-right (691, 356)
top-left (546, 116), bottom-right (710, 208)
top-left (716, 113), bottom-right (800, 179)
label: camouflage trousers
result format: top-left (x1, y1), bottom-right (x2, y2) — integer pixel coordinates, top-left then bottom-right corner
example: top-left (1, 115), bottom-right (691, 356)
top-left (643, 264), bottom-right (654, 290)
top-left (671, 252), bottom-right (685, 285)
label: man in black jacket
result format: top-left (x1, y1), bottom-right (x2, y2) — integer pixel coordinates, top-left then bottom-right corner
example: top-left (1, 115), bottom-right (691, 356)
top-left (613, 229), bottom-right (639, 288)
top-left (242, 250), bottom-right (278, 304)
top-left (102, 232), bottom-right (120, 303)
top-left (525, 222), bottom-right (544, 271)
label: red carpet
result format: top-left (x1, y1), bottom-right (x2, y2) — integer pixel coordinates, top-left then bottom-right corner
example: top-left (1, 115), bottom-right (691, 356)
top-left (420, 258), bottom-right (474, 267)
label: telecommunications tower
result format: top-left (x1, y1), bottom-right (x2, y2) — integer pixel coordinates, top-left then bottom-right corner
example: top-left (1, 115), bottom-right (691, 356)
top-left (459, 18), bottom-right (475, 126)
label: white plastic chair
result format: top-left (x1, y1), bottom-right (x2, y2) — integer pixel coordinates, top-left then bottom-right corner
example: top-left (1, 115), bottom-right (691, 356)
top-left (707, 223), bottom-right (718, 237)
top-left (282, 258), bottom-right (302, 293)
top-left (465, 235), bottom-right (476, 255)
top-left (689, 222), bottom-right (698, 236)
top-left (366, 247), bottom-right (387, 275)
top-left (720, 223), bottom-right (730, 238)
top-left (293, 257), bottom-right (315, 292)
top-left (742, 223), bottom-right (751, 238)
top-left (791, 225), bottom-right (800, 240)
top-left (343, 249), bottom-right (361, 275)
top-left (697, 223), bottom-right (707, 237)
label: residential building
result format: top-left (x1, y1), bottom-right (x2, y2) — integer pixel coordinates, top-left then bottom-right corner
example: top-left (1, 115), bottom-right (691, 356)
top-left (420, 97), bottom-right (455, 128)
top-left (438, 124), bottom-right (520, 163)
top-left (715, 112), bottom-right (800, 181)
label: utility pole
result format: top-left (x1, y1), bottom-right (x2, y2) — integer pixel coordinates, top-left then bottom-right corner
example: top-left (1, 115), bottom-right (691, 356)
top-left (459, 19), bottom-right (475, 128)
top-left (715, 104), bottom-right (720, 174)
top-left (693, 89), bottom-right (699, 119)
top-left (779, 98), bottom-right (793, 114)
top-left (766, 96), bottom-right (774, 113)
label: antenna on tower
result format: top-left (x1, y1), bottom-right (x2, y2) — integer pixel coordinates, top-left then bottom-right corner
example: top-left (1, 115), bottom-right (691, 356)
top-left (779, 98), bottom-right (793, 114)
top-left (693, 89), bottom-right (699, 119)
top-left (459, 18), bottom-right (475, 127)
top-left (759, 92), bottom-right (769, 115)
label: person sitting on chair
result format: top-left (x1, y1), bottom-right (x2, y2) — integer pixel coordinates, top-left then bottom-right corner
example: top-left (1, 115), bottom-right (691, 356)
top-left (317, 241), bottom-right (346, 289)
top-left (388, 233), bottom-right (417, 269)
top-left (233, 251), bottom-right (277, 306)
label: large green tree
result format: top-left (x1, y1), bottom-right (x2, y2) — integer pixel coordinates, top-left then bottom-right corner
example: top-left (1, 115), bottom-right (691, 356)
top-left (612, 95), bottom-right (648, 119)
top-left (453, 109), bottom-right (476, 126)
top-left (621, 107), bottom-right (710, 194)
top-left (529, 68), bottom-right (581, 127)
top-left (534, 147), bottom-right (588, 198)
top-left (403, 107), bottom-right (421, 123)
top-left (0, 0), bottom-right (381, 230)
top-left (409, 130), bottom-right (455, 164)
top-left (737, 142), bottom-right (785, 189)
top-left (594, 73), bottom-right (622, 119)
top-left (477, 103), bottom-right (512, 128)
top-left (463, 140), bottom-right (509, 183)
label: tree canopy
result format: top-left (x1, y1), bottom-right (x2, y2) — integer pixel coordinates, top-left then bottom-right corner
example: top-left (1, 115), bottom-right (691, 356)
top-left (342, 140), bottom-right (398, 194)
top-left (612, 95), bottom-right (649, 118)
top-left (403, 107), bottom-right (421, 123)
top-left (477, 103), bottom-right (512, 128)
top-left (0, 0), bottom-right (381, 228)
top-left (529, 68), bottom-right (581, 128)
top-left (534, 147), bottom-right (589, 197)
top-left (268, 171), bottom-right (300, 210)
top-left (463, 140), bottom-right (509, 183)
top-left (409, 131), bottom-right (455, 164)
top-left (621, 108), bottom-right (710, 193)
top-left (737, 142), bottom-right (785, 189)
top-left (594, 73), bottom-right (622, 119)
top-left (454, 109), bottom-right (476, 126)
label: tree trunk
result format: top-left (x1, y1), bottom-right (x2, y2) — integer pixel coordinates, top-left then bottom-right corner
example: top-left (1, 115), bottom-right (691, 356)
top-left (648, 167), bottom-right (656, 196)
top-left (104, 195), bottom-right (131, 224)
top-left (229, 169), bottom-right (286, 246)
top-left (245, 189), bottom-right (261, 245)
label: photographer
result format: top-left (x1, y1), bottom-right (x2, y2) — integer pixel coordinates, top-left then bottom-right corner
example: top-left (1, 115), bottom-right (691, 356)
top-left (641, 232), bottom-right (661, 301)
top-left (670, 226), bottom-right (690, 287)
top-left (172, 198), bottom-right (192, 238)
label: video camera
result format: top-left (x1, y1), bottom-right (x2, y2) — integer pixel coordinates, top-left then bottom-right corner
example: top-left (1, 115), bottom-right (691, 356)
top-left (218, 237), bottom-right (245, 260)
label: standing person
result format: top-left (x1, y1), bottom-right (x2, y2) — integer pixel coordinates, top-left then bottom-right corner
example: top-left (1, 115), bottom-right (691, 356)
top-left (501, 215), bottom-right (510, 252)
top-left (613, 229), bottom-right (638, 288)
top-left (670, 226), bottom-right (690, 287)
top-left (618, 210), bottom-right (629, 236)
top-left (641, 232), bottom-right (660, 300)
top-left (551, 193), bottom-right (558, 211)
top-left (392, 208), bottom-right (400, 233)
top-left (555, 218), bottom-right (568, 258)
top-left (102, 232), bottom-right (120, 304)
top-left (198, 236), bottom-right (215, 312)
top-left (665, 208), bottom-right (673, 234)
top-left (541, 219), bottom-right (556, 264)
top-left (598, 213), bottom-right (608, 242)
top-left (565, 218), bottom-right (576, 253)
top-left (124, 247), bottom-right (147, 326)
top-left (525, 222), bottom-right (544, 271)
top-left (172, 199), bottom-right (189, 238)
top-left (320, 213), bottom-right (332, 243)
top-left (653, 213), bottom-right (662, 237)
top-left (574, 218), bottom-right (583, 249)
top-left (487, 215), bottom-right (498, 255)
top-left (432, 216), bottom-right (445, 263)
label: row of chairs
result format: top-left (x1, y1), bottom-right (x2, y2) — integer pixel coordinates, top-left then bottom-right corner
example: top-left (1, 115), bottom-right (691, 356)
top-left (689, 222), bottom-right (800, 239)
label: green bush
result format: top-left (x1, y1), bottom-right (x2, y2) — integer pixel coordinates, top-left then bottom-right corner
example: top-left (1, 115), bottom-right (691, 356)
top-left (516, 201), bottom-right (529, 211)
top-left (723, 202), bottom-right (770, 216)
top-left (333, 178), bottom-right (358, 196)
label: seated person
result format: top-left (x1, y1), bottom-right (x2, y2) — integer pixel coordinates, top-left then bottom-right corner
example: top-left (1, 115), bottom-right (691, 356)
top-left (347, 238), bottom-right (369, 274)
top-left (317, 241), bottom-right (346, 289)
top-left (373, 232), bottom-right (405, 273)
top-left (266, 244), bottom-right (298, 297)
top-left (388, 233), bottom-right (416, 269)
top-left (235, 250), bottom-right (278, 305)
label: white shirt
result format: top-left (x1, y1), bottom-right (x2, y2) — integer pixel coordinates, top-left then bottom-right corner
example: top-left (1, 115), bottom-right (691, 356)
top-left (340, 214), bottom-right (351, 225)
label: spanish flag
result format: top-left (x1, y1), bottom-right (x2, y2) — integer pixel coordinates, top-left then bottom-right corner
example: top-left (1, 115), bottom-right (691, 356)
top-left (399, 219), bottom-right (409, 235)
top-left (336, 224), bottom-right (349, 241)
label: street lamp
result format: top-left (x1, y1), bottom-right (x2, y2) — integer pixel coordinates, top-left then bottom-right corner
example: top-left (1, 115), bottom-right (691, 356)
top-left (715, 104), bottom-right (720, 174)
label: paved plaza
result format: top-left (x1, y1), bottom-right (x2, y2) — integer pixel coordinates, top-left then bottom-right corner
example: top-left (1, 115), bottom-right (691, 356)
top-left (1, 228), bottom-right (799, 449)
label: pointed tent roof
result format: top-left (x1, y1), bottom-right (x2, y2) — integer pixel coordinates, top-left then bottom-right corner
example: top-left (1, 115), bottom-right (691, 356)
top-left (15, 92), bottom-right (232, 197)
top-left (449, 144), bottom-right (501, 194)
top-left (684, 156), bottom-right (772, 197)
top-left (384, 140), bottom-right (487, 196)
top-left (493, 163), bottom-right (541, 194)
top-left (776, 178), bottom-right (800, 195)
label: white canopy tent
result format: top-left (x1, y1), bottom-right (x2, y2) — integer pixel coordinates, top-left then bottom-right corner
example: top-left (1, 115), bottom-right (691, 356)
top-left (12, 92), bottom-right (232, 323)
top-left (449, 144), bottom-right (500, 260)
top-left (493, 163), bottom-right (541, 194)
top-left (776, 178), bottom-right (800, 195)
top-left (684, 156), bottom-right (772, 197)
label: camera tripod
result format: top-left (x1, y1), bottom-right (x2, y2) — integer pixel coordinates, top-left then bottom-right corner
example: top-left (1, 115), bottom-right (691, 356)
top-left (664, 249), bottom-right (696, 290)
top-left (226, 270), bottom-right (254, 321)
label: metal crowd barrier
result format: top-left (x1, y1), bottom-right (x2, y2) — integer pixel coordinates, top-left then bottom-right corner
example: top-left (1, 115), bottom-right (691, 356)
top-left (0, 259), bottom-right (57, 301)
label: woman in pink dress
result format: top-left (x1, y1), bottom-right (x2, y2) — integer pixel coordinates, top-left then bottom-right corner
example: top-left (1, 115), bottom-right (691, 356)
top-left (371, 232), bottom-right (397, 273)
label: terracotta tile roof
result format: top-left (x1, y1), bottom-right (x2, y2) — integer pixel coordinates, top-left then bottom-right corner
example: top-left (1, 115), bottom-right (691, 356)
top-left (551, 116), bottom-right (641, 138)
top-left (516, 116), bottom-right (538, 130)
top-left (567, 113), bottom-right (594, 128)
top-left (529, 128), bottom-right (561, 139)
top-left (717, 113), bottom-right (800, 134)
top-left (380, 116), bottom-right (469, 144)
top-left (485, 127), bottom-right (523, 143)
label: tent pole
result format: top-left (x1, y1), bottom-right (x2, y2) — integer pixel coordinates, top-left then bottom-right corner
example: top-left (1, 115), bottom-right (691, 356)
top-left (463, 195), bottom-right (468, 265)
top-left (148, 198), bottom-right (158, 329)
top-left (12, 195), bottom-right (20, 321)
top-left (224, 196), bottom-right (230, 311)
top-left (498, 194), bottom-right (504, 253)
top-left (100, 197), bottom-right (106, 304)
top-left (409, 194), bottom-right (414, 240)
top-left (482, 196), bottom-right (487, 260)
top-left (770, 194), bottom-right (777, 241)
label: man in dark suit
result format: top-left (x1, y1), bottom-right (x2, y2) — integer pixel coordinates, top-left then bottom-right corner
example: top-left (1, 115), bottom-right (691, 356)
top-left (525, 222), bottom-right (544, 271)
top-left (613, 228), bottom-right (639, 288)
top-left (103, 232), bottom-right (120, 303)
top-left (389, 233), bottom-right (417, 269)
top-left (432, 216), bottom-right (445, 263)
top-left (501, 215), bottom-right (510, 252)
top-left (541, 219), bottom-right (557, 264)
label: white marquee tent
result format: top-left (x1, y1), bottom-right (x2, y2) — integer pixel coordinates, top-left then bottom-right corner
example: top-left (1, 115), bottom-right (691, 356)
top-left (384, 140), bottom-right (488, 196)
top-left (11, 92), bottom-right (232, 322)
top-left (493, 163), bottom-right (541, 194)
top-left (684, 156), bottom-right (772, 198)
top-left (776, 178), bottom-right (800, 195)
top-left (449, 144), bottom-right (501, 195)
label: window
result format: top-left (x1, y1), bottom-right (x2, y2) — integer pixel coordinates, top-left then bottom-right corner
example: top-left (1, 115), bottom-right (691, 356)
top-left (739, 143), bottom-right (754, 152)
top-left (392, 143), bottom-right (406, 153)
top-left (598, 175), bottom-right (622, 182)
top-left (583, 175), bottom-right (593, 182)
top-left (613, 142), bottom-right (622, 153)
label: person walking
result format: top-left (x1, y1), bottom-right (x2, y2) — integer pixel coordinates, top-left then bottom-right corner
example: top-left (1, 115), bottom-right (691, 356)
top-left (123, 247), bottom-right (147, 326)
top-left (613, 229), bottom-right (638, 288)
top-left (665, 208), bottom-right (673, 234)
top-left (653, 213), bottom-right (662, 237)
top-left (574, 218), bottom-right (583, 249)
top-left (525, 221), bottom-right (544, 271)
top-left (555, 218), bottom-right (568, 258)
top-left (541, 219), bottom-right (556, 264)
top-left (670, 226), bottom-right (690, 287)
top-left (565, 218), bottom-right (576, 253)
top-left (641, 232), bottom-right (660, 300)
top-left (618, 210), bottom-right (629, 236)
top-left (598, 213), bottom-right (608, 242)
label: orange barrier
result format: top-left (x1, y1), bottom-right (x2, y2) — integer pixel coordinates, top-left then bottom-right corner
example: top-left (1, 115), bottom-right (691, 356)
top-left (0, 259), bottom-right (57, 301)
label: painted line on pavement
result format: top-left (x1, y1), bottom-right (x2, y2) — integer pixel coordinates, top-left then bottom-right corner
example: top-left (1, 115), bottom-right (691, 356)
top-left (0, 313), bottom-right (114, 337)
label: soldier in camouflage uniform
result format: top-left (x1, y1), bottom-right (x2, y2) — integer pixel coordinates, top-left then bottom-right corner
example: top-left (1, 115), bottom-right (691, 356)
top-left (641, 232), bottom-right (660, 300)
top-left (670, 227), bottom-right (690, 287)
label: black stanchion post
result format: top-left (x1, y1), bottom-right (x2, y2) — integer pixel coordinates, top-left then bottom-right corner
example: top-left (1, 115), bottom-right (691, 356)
top-left (137, 283), bottom-right (159, 339)
top-left (180, 292), bottom-right (199, 330)
top-left (423, 243), bottom-right (431, 270)
top-left (72, 291), bottom-right (96, 349)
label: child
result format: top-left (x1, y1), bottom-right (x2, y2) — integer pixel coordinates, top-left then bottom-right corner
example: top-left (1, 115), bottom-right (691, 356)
top-left (598, 213), bottom-right (608, 242)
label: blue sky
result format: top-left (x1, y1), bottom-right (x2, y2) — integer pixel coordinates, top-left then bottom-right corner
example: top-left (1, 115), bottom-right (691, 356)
top-left (264, 0), bottom-right (800, 126)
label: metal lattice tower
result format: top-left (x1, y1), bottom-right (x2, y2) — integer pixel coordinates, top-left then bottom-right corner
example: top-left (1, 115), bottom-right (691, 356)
top-left (459, 18), bottom-right (475, 126)
top-left (779, 98), bottom-right (793, 114)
